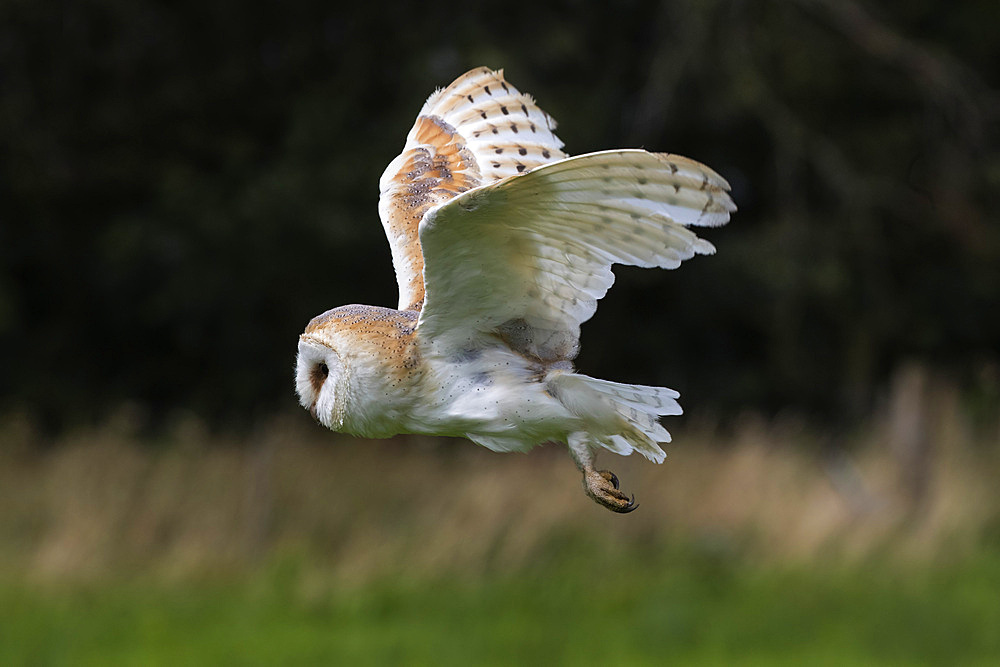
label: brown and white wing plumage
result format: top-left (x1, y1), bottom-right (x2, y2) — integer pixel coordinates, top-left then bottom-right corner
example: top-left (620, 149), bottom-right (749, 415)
top-left (378, 67), bottom-right (567, 312)
top-left (415, 149), bottom-right (736, 362)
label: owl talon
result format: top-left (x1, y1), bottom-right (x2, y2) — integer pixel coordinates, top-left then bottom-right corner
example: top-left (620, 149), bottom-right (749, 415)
top-left (583, 468), bottom-right (639, 513)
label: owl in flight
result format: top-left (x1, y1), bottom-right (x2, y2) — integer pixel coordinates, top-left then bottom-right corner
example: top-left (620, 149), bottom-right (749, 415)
top-left (296, 67), bottom-right (734, 513)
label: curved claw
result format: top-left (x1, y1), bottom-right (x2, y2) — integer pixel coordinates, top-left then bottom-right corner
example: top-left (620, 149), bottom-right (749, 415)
top-left (618, 494), bottom-right (639, 514)
top-left (595, 469), bottom-right (620, 490)
top-left (606, 493), bottom-right (638, 514)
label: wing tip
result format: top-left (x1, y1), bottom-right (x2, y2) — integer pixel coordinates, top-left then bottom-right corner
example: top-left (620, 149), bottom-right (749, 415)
top-left (695, 238), bottom-right (717, 255)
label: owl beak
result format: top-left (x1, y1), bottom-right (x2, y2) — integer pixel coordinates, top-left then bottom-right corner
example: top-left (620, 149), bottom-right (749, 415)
top-left (309, 403), bottom-right (319, 422)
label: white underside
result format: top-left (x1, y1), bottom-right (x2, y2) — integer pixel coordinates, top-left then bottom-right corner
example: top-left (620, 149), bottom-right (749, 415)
top-left (398, 345), bottom-right (679, 463)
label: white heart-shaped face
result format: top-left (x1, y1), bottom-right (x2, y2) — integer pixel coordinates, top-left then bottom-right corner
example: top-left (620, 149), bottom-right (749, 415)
top-left (295, 337), bottom-right (344, 430)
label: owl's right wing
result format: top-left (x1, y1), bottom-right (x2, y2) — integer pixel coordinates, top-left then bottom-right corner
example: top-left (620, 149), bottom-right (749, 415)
top-left (414, 149), bottom-right (736, 361)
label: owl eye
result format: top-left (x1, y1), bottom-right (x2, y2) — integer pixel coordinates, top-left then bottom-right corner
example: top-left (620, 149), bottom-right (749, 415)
top-left (310, 361), bottom-right (330, 393)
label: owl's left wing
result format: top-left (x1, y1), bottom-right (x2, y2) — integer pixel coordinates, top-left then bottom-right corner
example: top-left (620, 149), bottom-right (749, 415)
top-left (415, 149), bottom-right (735, 361)
top-left (378, 67), bottom-right (567, 312)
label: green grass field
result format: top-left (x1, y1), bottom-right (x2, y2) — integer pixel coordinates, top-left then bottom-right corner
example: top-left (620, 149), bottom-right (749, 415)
top-left (5, 548), bottom-right (1000, 666)
top-left (2, 404), bottom-right (998, 665)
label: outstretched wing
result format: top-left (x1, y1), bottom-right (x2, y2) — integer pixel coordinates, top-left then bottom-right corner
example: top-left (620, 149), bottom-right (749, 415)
top-left (415, 149), bottom-right (736, 361)
top-left (378, 67), bottom-right (567, 312)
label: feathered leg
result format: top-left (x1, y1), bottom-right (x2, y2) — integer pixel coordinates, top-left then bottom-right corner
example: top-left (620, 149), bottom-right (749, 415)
top-left (567, 433), bottom-right (638, 513)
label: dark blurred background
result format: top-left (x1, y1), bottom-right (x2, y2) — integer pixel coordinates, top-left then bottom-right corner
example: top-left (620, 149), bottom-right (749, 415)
top-left (3, 0), bottom-right (998, 434)
top-left (2, 4), bottom-right (1000, 661)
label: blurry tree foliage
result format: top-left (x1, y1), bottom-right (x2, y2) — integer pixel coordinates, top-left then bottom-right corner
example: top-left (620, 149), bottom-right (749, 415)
top-left (2, 0), bottom-right (997, 432)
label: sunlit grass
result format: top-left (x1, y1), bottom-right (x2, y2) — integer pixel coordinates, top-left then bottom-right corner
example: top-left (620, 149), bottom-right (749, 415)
top-left (4, 548), bottom-right (1000, 666)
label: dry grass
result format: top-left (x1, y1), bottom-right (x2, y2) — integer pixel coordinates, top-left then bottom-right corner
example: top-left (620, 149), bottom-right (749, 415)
top-left (1, 370), bottom-right (997, 586)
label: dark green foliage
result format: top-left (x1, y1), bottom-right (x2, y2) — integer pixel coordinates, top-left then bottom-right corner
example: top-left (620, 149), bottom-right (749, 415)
top-left (2, 0), bottom-right (997, 430)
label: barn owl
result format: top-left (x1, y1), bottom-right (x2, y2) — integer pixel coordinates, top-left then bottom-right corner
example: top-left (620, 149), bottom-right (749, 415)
top-left (296, 67), bottom-right (734, 513)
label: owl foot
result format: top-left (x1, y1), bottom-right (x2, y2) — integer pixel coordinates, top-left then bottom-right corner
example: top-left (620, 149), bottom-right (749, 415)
top-left (565, 435), bottom-right (639, 513)
top-left (582, 468), bottom-right (638, 513)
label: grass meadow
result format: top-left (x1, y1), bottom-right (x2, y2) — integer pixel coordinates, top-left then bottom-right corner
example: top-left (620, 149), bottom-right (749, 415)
top-left (1, 371), bottom-right (998, 664)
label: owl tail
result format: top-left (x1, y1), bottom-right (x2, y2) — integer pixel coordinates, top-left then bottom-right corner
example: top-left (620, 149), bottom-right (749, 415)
top-left (547, 373), bottom-right (681, 463)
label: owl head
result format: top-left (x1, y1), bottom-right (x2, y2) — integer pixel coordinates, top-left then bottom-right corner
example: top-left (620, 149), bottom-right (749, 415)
top-left (295, 304), bottom-right (420, 438)
top-left (295, 328), bottom-right (347, 431)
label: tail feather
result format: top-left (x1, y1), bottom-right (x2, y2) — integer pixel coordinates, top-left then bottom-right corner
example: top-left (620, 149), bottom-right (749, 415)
top-left (548, 373), bottom-right (680, 463)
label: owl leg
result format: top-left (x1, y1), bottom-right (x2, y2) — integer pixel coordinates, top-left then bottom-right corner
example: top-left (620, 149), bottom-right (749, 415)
top-left (567, 433), bottom-right (638, 514)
